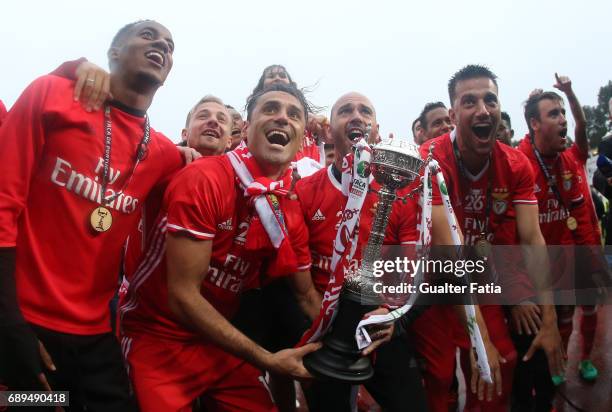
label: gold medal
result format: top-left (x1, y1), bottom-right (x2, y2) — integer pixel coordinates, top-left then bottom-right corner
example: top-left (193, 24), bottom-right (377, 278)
top-left (475, 237), bottom-right (492, 257)
top-left (566, 216), bottom-right (577, 231)
top-left (90, 206), bottom-right (113, 232)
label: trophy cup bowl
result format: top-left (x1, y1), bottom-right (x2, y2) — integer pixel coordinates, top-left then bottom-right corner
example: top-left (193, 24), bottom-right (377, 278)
top-left (304, 138), bottom-right (424, 383)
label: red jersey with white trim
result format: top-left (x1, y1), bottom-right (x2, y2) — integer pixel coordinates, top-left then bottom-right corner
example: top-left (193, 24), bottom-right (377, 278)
top-left (422, 133), bottom-right (538, 303)
top-left (121, 155), bottom-right (311, 341)
top-left (0, 75), bottom-right (182, 335)
top-left (0, 99), bottom-right (7, 127)
top-left (517, 135), bottom-right (594, 246)
top-left (295, 165), bottom-right (418, 292)
top-left (421, 132), bottom-right (537, 246)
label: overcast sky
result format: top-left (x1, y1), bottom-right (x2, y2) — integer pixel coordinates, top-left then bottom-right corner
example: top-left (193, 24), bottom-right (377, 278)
top-left (2, 0), bottom-right (611, 143)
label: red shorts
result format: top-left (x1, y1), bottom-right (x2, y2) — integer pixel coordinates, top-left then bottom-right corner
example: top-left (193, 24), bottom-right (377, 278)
top-left (122, 333), bottom-right (276, 412)
top-left (410, 305), bottom-right (464, 412)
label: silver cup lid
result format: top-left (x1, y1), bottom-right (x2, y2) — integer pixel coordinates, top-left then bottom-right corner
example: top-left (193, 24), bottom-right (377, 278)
top-left (373, 137), bottom-right (422, 160)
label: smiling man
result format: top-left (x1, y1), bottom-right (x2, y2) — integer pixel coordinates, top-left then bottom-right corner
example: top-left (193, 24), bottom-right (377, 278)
top-left (119, 83), bottom-right (322, 411)
top-left (516, 87), bottom-right (607, 407)
top-left (417, 65), bottom-right (565, 412)
top-left (294, 92), bottom-right (429, 412)
top-left (0, 20), bottom-right (183, 411)
top-left (419, 101), bottom-right (454, 142)
top-left (181, 96), bottom-right (232, 155)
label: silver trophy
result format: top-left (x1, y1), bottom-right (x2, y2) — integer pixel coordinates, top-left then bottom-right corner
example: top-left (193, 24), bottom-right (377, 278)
top-left (346, 138), bottom-right (424, 299)
top-left (304, 138), bottom-right (424, 383)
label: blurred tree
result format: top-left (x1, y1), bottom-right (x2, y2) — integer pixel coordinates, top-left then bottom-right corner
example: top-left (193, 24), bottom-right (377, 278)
top-left (584, 80), bottom-right (612, 150)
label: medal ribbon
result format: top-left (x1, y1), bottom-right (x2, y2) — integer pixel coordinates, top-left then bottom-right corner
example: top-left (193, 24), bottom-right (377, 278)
top-left (99, 105), bottom-right (151, 206)
top-left (529, 137), bottom-right (573, 223)
top-left (452, 135), bottom-right (493, 241)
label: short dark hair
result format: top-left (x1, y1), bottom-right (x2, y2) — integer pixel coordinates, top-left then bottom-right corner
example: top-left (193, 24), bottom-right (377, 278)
top-left (110, 20), bottom-right (153, 48)
top-left (419, 102), bottom-right (447, 130)
top-left (501, 112), bottom-right (512, 129)
top-left (523, 91), bottom-right (563, 136)
top-left (448, 64), bottom-right (498, 105)
top-left (246, 83), bottom-right (310, 124)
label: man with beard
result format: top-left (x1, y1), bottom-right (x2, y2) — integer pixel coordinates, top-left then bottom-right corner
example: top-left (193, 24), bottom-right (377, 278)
top-left (249, 64), bottom-right (329, 168)
top-left (118, 83), bottom-right (323, 412)
top-left (516, 88), bottom-right (607, 408)
top-left (496, 112), bottom-right (514, 146)
top-left (418, 101), bottom-right (454, 142)
top-left (294, 92), bottom-right (426, 412)
top-left (0, 20), bottom-right (183, 411)
top-left (543, 75), bottom-right (603, 383)
top-left (294, 92), bottom-right (500, 412)
top-left (418, 65), bottom-right (565, 412)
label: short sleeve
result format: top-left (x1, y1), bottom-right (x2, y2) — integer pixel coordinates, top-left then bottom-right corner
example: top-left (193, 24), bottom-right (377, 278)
top-left (512, 153), bottom-right (538, 205)
top-left (164, 162), bottom-right (223, 240)
top-left (287, 201), bottom-right (312, 271)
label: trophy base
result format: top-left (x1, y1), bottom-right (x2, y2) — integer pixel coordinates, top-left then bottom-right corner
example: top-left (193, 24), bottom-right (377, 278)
top-left (303, 343), bottom-right (374, 383)
top-left (304, 289), bottom-right (380, 383)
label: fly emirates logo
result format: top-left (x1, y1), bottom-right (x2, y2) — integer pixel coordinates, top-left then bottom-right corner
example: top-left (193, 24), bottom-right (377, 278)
top-left (50, 156), bottom-right (140, 214)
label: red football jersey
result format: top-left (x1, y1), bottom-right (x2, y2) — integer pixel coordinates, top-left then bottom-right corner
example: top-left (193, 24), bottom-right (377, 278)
top-left (421, 132), bottom-right (537, 246)
top-left (517, 136), bottom-right (594, 246)
top-left (121, 155), bottom-right (311, 341)
top-left (0, 75), bottom-right (182, 334)
top-left (0, 99), bottom-right (7, 127)
top-left (294, 165), bottom-right (418, 292)
top-left (421, 132), bottom-right (538, 303)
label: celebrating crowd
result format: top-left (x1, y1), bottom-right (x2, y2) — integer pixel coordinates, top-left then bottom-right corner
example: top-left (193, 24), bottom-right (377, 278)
top-left (0, 19), bottom-right (610, 412)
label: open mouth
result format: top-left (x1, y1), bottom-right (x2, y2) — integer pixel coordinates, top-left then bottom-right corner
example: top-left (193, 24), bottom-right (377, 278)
top-left (145, 51), bottom-right (165, 67)
top-left (347, 127), bottom-right (365, 142)
top-left (559, 128), bottom-right (568, 138)
top-left (472, 124), bottom-right (493, 140)
top-left (201, 129), bottom-right (220, 139)
top-left (231, 129), bottom-right (241, 137)
top-left (266, 129), bottom-right (290, 146)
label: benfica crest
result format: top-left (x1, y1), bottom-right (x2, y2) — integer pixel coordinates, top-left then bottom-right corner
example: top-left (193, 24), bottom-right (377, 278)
top-left (492, 187), bottom-right (509, 215)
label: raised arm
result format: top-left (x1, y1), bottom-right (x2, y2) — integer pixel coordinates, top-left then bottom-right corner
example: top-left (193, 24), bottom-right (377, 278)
top-left (554, 73), bottom-right (587, 156)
